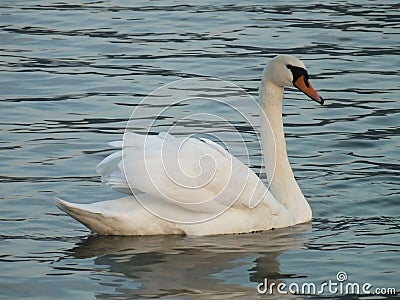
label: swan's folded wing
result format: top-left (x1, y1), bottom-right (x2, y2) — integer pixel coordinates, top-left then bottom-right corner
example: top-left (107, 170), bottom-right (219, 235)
top-left (95, 132), bottom-right (288, 222)
top-left (115, 132), bottom-right (286, 221)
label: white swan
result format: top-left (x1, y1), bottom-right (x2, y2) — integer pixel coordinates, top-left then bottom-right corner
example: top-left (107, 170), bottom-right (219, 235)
top-left (56, 54), bottom-right (323, 235)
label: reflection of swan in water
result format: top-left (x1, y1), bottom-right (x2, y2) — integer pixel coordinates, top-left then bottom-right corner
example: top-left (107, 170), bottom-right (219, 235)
top-left (60, 224), bottom-right (310, 298)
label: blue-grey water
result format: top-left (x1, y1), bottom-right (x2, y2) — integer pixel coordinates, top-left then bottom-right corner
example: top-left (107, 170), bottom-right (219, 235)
top-left (1, 1), bottom-right (399, 299)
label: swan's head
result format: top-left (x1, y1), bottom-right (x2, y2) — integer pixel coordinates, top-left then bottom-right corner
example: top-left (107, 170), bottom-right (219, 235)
top-left (264, 54), bottom-right (324, 105)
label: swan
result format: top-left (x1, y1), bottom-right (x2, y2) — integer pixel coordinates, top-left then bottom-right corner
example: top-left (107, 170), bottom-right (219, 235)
top-left (56, 54), bottom-right (324, 235)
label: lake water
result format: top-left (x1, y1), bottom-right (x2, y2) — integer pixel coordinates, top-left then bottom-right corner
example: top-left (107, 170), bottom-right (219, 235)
top-left (1, 1), bottom-right (399, 299)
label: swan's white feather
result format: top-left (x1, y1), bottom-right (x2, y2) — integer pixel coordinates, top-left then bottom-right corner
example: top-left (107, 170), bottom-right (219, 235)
top-left (113, 132), bottom-right (288, 215)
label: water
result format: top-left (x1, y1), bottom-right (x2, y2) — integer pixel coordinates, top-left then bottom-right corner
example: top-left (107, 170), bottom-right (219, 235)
top-left (1, 0), bottom-right (399, 299)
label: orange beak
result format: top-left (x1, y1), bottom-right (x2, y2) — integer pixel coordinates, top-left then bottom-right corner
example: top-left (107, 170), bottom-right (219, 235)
top-left (294, 75), bottom-right (324, 105)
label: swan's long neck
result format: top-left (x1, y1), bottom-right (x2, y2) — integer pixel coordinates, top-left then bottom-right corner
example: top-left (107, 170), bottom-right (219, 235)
top-left (259, 80), bottom-right (311, 222)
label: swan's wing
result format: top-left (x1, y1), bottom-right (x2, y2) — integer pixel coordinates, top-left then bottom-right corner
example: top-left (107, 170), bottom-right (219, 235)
top-left (96, 141), bottom-right (140, 195)
top-left (97, 132), bottom-right (287, 222)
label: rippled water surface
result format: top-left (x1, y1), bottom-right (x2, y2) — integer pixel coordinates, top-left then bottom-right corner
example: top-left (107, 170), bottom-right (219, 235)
top-left (1, 1), bottom-right (399, 299)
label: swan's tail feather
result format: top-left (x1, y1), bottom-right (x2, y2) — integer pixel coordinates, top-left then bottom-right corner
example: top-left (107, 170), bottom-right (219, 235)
top-left (55, 197), bottom-right (184, 235)
top-left (55, 198), bottom-right (117, 234)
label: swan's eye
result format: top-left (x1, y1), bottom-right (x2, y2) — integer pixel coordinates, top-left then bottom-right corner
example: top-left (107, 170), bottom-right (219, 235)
top-left (286, 64), bottom-right (309, 87)
top-left (303, 72), bottom-right (310, 88)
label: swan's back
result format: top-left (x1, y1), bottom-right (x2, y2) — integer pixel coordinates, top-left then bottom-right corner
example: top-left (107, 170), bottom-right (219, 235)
top-left (95, 132), bottom-right (286, 224)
